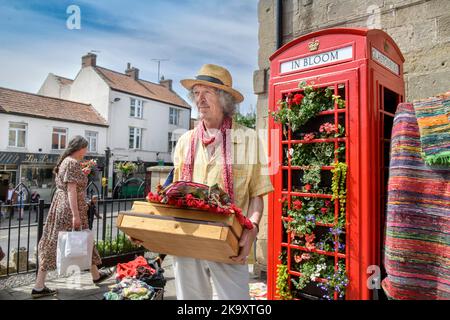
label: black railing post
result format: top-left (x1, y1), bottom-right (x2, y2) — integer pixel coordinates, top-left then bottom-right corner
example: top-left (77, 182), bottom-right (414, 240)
top-left (35, 199), bottom-right (45, 274)
top-left (104, 147), bottom-right (111, 200)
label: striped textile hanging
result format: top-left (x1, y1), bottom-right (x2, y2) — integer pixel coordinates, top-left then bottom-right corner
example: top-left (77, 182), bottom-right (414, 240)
top-left (413, 92), bottom-right (450, 166)
top-left (382, 102), bottom-right (450, 300)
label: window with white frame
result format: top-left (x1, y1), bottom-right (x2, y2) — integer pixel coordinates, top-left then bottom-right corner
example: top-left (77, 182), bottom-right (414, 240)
top-left (85, 131), bottom-right (98, 153)
top-left (129, 127), bottom-right (142, 149)
top-left (52, 128), bottom-right (67, 150)
top-left (168, 132), bottom-right (180, 153)
top-left (169, 107), bottom-right (180, 125)
top-left (8, 123), bottom-right (27, 148)
top-left (130, 98), bottom-right (143, 118)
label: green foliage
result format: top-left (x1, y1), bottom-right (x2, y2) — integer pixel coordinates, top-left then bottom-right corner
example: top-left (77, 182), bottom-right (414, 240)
top-left (291, 253), bottom-right (327, 290)
top-left (271, 82), bottom-right (346, 132)
top-left (96, 233), bottom-right (143, 257)
top-left (115, 162), bottom-right (137, 176)
top-left (317, 260), bottom-right (349, 300)
top-left (276, 264), bottom-right (293, 300)
top-left (302, 165), bottom-right (322, 189)
top-left (234, 111), bottom-right (256, 129)
top-left (289, 143), bottom-right (336, 167)
top-left (285, 197), bottom-right (334, 235)
top-left (331, 162), bottom-right (348, 220)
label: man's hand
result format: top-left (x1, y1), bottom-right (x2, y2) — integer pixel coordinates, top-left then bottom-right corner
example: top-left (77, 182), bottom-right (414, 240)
top-left (127, 235), bottom-right (144, 246)
top-left (231, 226), bottom-right (258, 264)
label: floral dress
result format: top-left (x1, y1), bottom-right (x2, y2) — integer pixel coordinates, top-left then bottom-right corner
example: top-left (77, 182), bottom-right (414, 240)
top-left (38, 157), bottom-right (101, 272)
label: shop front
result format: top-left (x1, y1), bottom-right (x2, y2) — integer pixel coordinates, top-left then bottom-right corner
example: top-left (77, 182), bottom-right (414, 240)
top-left (0, 152), bottom-right (105, 202)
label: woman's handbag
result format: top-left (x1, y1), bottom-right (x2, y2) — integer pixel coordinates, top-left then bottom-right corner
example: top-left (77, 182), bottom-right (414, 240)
top-left (56, 229), bottom-right (94, 276)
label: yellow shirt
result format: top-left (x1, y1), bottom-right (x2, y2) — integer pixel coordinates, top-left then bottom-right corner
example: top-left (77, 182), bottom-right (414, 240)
top-left (173, 122), bottom-right (274, 214)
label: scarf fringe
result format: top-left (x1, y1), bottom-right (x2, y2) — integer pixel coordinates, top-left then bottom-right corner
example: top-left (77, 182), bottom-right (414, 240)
top-left (423, 151), bottom-right (450, 166)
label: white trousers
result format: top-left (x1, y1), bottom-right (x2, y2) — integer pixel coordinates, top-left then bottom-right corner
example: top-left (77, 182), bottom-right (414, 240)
top-left (173, 256), bottom-right (250, 300)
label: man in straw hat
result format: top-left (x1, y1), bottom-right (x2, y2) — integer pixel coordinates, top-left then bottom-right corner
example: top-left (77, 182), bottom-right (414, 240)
top-left (171, 64), bottom-right (274, 299)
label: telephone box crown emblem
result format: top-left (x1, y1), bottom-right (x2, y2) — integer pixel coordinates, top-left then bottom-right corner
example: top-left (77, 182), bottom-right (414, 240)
top-left (308, 39), bottom-right (320, 51)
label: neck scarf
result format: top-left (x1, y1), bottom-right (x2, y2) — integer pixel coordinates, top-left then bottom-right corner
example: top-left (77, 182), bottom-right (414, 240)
top-left (181, 117), bottom-right (234, 203)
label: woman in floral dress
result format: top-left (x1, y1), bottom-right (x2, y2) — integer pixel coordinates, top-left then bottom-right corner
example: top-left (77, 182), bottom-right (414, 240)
top-left (32, 136), bottom-right (110, 298)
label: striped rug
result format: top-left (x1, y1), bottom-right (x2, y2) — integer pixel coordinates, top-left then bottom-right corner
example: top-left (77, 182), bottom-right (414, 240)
top-left (413, 92), bottom-right (450, 166)
top-left (382, 102), bottom-right (450, 300)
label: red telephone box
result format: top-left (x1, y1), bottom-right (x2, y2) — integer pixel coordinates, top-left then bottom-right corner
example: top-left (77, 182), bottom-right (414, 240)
top-left (267, 28), bottom-right (405, 300)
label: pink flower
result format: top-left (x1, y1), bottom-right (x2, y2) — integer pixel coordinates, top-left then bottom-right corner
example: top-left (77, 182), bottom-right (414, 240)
top-left (301, 253), bottom-right (311, 261)
top-left (321, 207), bottom-right (328, 214)
top-left (304, 133), bottom-right (315, 142)
top-left (325, 200), bottom-right (331, 207)
top-left (294, 254), bottom-right (302, 263)
top-left (319, 123), bottom-right (337, 135)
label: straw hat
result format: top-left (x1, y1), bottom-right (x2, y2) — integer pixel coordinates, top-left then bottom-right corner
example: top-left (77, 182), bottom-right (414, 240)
top-left (180, 64), bottom-right (244, 103)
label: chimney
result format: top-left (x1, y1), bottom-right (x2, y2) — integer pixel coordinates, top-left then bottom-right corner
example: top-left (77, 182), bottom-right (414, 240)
top-left (82, 53), bottom-right (97, 68)
top-left (160, 77), bottom-right (173, 91)
top-left (125, 63), bottom-right (139, 80)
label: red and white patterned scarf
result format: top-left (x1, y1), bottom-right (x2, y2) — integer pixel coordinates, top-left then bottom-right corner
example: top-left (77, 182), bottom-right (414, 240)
top-left (181, 117), bottom-right (234, 203)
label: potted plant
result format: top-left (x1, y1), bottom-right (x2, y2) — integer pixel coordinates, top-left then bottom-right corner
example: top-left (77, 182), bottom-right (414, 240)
top-left (96, 233), bottom-right (146, 268)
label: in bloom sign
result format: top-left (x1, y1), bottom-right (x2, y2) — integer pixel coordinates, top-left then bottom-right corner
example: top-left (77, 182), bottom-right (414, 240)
top-left (280, 46), bottom-right (353, 74)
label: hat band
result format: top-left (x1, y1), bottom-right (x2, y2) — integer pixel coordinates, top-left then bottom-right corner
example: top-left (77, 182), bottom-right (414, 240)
top-left (195, 75), bottom-right (224, 86)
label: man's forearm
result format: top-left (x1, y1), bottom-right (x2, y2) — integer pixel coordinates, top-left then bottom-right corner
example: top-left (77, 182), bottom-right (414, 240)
top-left (247, 196), bottom-right (264, 226)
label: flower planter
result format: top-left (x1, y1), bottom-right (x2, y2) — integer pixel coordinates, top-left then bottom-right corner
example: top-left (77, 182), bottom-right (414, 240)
top-left (99, 249), bottom-right (146, 268)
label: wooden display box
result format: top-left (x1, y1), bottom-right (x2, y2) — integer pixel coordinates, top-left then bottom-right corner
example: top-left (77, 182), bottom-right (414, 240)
top-left (117, 201), bottom-right (244, 264)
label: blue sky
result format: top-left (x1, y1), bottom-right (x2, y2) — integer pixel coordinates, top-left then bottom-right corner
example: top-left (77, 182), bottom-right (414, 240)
top-left (0, 0), bottom-right (259, 116)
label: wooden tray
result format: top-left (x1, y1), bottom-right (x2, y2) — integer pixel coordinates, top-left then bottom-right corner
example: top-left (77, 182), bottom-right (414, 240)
top-left (117, 201), bottom-right (244, 264)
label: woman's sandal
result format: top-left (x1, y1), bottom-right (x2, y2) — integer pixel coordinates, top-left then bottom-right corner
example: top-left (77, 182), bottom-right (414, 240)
top-left (93, 270), bottom-right (113, 285)
top-left (31, 286), bottom-right (57, 299)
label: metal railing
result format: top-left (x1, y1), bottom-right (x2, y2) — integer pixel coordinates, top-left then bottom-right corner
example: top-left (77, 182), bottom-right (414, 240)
top-left (0, 177), bottom-right (149, 278)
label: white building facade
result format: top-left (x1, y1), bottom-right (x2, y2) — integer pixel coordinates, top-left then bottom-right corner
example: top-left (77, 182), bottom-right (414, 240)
top-left (38, 53), bottom-right (191, 190)
top-left (0, 87), bottom-right (108, 201)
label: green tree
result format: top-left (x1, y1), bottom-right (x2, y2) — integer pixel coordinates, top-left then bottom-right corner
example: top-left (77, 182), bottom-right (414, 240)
top-left (234, 111), bottom-right (256, 129)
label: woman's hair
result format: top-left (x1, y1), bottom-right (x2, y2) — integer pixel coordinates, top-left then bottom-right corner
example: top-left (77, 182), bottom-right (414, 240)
top-left (188, 87), bottom-right (238, 117)
top-left (53, 135), bottom-right (88, 175)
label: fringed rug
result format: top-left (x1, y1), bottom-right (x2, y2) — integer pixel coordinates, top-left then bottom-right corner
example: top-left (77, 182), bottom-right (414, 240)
top-left (413, 92), bottom-right (450, 166)
top-left (382, 102), bottom-right (450, 300)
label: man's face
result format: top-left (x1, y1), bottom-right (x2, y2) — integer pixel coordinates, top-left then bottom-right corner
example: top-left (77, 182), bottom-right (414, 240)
top-left (192, 84), bottom-right (223, 122)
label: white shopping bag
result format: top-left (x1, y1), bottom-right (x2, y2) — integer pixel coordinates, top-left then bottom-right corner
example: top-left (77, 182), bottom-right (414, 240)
top-left (56, 229), bottom-right (94, 276)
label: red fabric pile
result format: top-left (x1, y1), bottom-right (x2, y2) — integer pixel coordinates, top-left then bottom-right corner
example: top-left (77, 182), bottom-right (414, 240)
top-left (116, 256), bottom-right (155, 281)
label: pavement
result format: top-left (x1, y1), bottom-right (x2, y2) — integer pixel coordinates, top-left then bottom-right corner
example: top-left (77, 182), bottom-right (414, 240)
top-left (0, 256), bottom-right (266, 300)
top-left (0, 256), bottom-right (177, 300)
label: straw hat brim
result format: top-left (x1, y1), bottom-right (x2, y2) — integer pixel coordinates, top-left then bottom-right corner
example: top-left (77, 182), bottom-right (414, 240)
top-left (181, 79), bottom-right (244, 103)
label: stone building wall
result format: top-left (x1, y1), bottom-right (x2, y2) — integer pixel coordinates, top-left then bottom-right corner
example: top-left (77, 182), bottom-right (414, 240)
top-left (253, 0), bottom-right (449, 276)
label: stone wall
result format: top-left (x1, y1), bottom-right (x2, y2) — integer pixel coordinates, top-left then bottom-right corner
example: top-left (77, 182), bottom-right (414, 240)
top-left (253, 0), bottom-right (449, 275)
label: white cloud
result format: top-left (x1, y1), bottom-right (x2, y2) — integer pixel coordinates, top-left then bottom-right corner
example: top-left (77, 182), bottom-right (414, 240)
top-left (0, 1), bottom-right (259, 116)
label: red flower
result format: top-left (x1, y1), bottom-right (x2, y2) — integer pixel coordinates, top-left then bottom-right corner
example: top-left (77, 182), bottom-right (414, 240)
top-left (294, 254), bottom-right (302, 263)
top-left (304, 184), bottom-right (312, 192)
top-left (292, 93), bottom-right (304, 105)
top-left (293, 200), bottom-right (303, 210)
top-left (305, 233), bottom-right (315, 243)
top-left (321, 207), bottom-right (328, 214)
top-left (325, 200), bottom-right (331, 207)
